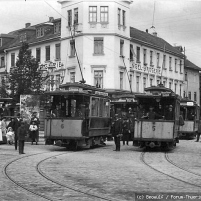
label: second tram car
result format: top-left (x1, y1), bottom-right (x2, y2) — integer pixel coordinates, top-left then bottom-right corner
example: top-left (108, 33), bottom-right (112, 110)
top-left (179, 98), bottom-right (200, 139)
top-left (133, 84), bottom-right (182, 149)
top-left (44, 82), bottom-right (110, 149)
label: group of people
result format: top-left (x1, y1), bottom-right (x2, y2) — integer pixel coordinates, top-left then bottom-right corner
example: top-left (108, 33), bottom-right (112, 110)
top-left (0, 112), bottom-right (40, 154)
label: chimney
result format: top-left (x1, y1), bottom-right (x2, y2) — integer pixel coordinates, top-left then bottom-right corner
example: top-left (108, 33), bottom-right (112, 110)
top-left (152, 31), bottom-right (157, 37)
top-left (146, 29), bottom-right (148, 33)
top-left (49, 17), bottom-right (54, 22)
top-left (25, 23), bottom-right (31, 28)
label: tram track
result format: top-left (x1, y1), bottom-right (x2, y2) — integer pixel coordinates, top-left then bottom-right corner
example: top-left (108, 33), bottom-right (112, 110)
top-left (3, 151), bottom-right (118, 201)
top-left (140, 151), bottom-right (201, 189)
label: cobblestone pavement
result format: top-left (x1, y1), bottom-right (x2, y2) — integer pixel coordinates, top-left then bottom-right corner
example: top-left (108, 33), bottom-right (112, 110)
top-left (0, 139), bottom-right (201, 201)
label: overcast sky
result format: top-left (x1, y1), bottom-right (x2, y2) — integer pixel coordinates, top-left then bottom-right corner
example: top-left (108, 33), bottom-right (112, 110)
top-left (1, 0), bottom-right (201, 67)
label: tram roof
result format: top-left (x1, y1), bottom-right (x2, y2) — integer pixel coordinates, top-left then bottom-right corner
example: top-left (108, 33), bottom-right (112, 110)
top-left (180, 97), bottom-right (197, 106)
top-left (45, 82), bottom-right (109, 97)
top-left (0, 98), bottom-right (13, 102)
top-left (144, 84), bottom-right (174, 93)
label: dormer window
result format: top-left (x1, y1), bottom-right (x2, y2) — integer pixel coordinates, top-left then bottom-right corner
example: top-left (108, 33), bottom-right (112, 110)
top-left (36, 27), bottom-right (44, 38)
top-left (20, 33), bottom-right (27, 42)
top-left (54, 22), bottom-right (61, 34)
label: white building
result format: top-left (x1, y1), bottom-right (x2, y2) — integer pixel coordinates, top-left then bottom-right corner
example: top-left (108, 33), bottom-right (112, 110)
top-left (0, 0), bottom-right (197, 102)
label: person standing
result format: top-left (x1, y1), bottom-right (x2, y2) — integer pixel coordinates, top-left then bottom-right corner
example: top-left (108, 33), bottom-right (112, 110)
top-left (14, 113), bottom-right (21, 150)
top-left (17, 121), bottom-right (27, 154)
top-left (122, 114), bottom-right (130, 145)
top-left (112, 114), bottom-right (122, 151)
top-left (30, 112), bottom-right (40, 144)
top-left (29, 121), bottom-right (38, 145)
top-left (196, 120), bottom-right (201, 142)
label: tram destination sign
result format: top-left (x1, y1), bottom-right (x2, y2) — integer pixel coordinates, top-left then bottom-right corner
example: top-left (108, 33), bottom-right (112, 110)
top-left (68, 87), bottom-right (83, 92)
top-left (95, 91), bottom-right (108, 97)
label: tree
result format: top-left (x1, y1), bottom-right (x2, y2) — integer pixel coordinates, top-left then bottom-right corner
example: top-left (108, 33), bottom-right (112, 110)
top-left (8, 42), bottom-right (43, 103)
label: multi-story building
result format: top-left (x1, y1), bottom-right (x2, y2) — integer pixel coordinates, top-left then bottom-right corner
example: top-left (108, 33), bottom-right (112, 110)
top-left (0, 0), bottom-right (200, 105)
top-left (183, 59), bottom-right (200, 105)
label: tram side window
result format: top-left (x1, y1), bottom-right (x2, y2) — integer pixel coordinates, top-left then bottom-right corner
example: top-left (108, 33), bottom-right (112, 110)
top-left (91, 97), bottom-right (99, 116)
top-left (99, 98), bottom-right (109, 117)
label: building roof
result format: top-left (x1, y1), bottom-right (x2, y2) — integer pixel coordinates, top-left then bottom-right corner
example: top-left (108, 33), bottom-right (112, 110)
top-left (185, 59), bottom-right (201, 71)
top-left (130, 27), bottom-right (184, 58)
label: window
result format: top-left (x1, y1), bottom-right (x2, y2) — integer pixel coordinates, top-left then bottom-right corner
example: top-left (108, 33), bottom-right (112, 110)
top-left (194, 92), bottom-right (197, 102)
top-left (122, 10), bottom-right (126, 26)
top-left (19, 33), bottom-right (26, 42)
top-left (56, 75), bottom-right (60, 89)
top-left (130, 44), bottom-right (134, 61)
top-left (118, 8), bottom-right (121, 25)
top-left (94, 37), bottom-right (103, 54)
top-left (89, 6), bottom-right (97, 23)
top-left (0, 57), bottom-right (5, 67)
top-left (74, 8), bottom-right (78, 25)
top-left (0, 38), bottom-right (2, 47)
top-left (180, 84), bottom-right (182, 96)
top-left (136, 76), bottom-right (140, 92)
top-left (143, 77), bottom-right (146, 91)
top-left (45, 46), bottom-right (50, 61)
top-left (169, 82), bottom-right (172, 89)
top-left (120, 40), bottom-right (124, 56)
top-left (55, 44), bottom-right (60, 60)
top-left (163, 81), bottom-right (166, 87)
top-left (143, 49), bottom-right (147, 65)
top-left (169, 57), bottom-right (172, 70)
top-left (136, 47), bottom-right (140, 62)
top-left (188, 91), bottom-right (191, 99)
top-left (175, 83), bottom-right (177, 93)
top-left (175, 59), bottom-right (177, 72)
top-left (94, 70), bottom-right (103, 88)
top-left (157, 80), bottom-right (160, 85)
top-left (100, 6), bottom-right (108, 23)
top-left (179, 60), bottom-right (182, 73)
top-left (11, 53), bottom-right (15, 67)
top-left (36, 48), bottom-right (41, 62)
top-left (183, 91), bottom-right (186, 98)
top-left (156, 53), bottom-right (160, 67)
top-left (163, 55), bottom-right (166, 69)
top-left (120, 72), bottom-right (123, 89)
top-left (99, 98), bottom-right (109, 117)
top-left (70, 40), bottom-right (75, 57)
top-left (150, 51), bottom-right (153, 65)
top-left (36, 27), bottom-right (44, 38)
top-left (68, 10), bottom-right (72, 27)
top-left (54, 22), bottom-right (61, 34)
top-left (185, 72), bottom-right (187, 81)
top-left (150, 78), bottom-right (153, 86)
top-left (91, 97), bottom-right (99, 116)
top-left (70, 72), bottom-right (75, 83)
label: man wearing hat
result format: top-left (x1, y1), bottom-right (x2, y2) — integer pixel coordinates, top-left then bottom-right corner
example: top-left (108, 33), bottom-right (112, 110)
top-left (14, 113), bottom-right (21, 150)
top-left (122, 112), bottom-right (130, 145)
top-left (112, 114), bottom-right (122, 151)
top-left (145, 106), bottom-right (164, 120)
top-left (165, 105), bottom-right (174, 120)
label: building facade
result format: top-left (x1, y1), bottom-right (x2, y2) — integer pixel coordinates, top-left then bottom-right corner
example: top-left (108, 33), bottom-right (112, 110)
top-left (0, 0), bottom-right (200, 105)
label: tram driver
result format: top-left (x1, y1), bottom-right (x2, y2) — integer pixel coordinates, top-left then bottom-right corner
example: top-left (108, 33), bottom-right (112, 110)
top-left (165, 105), bottom-right (174, 120)
top-left (144, 106), bottom-right (164, 120)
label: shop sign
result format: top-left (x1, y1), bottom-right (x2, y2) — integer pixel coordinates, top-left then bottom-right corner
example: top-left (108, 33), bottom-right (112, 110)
top-left (132, 63), bottom-right (161, 75)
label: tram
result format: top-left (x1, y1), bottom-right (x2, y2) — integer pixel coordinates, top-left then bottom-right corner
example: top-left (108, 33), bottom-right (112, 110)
top-left (44, 82), bottom-right (111, 149)
top-left (133, 84), bottom-right (182, 149)
top-left (179, 98), bottom-right (200, 139)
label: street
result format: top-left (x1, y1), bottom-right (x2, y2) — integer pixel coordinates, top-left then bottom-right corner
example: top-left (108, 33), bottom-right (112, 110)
top-left (0, 139), bottom-right (201, 201)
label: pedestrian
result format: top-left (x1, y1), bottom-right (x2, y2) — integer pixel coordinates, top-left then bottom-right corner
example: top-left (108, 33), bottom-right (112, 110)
top-left (122, 113), bottom-right (130, 145)
top-left (195, 120), bottom-right (201, 142)
top-left (6, 127), bottom-right (14, 145)
top-left (112, 114), bottom-right (122, 151)
top-left (30, 112), bottom-right (40, 144)
top-left (0, 103), bottom-right (9, 117)
top-left (1, 117), bottom-right (7, 142)
top-left (29, 121), bottom-right (38, 145)
top-left (14, 113), bottom-right (21, 150)
top-left (17, 121), bottom-right (27, 154)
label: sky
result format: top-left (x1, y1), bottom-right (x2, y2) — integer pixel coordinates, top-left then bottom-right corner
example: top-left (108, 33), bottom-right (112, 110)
top-left (0, 0), bottom-right (201, 67)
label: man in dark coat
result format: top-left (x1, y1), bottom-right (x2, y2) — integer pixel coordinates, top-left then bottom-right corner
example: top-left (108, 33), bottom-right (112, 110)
top-left (112, 114), bottom-right (122, 151)
top-left (196, 120), bottom-right (201, 142)
top-left (14, 113), bottom-right (21, 150)
top-left (122, 114), bottom-right (130, 145)
top-left (165, 105), bottom-right (174, 120)
top-left (17, 121), bottom-right (27, 154)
